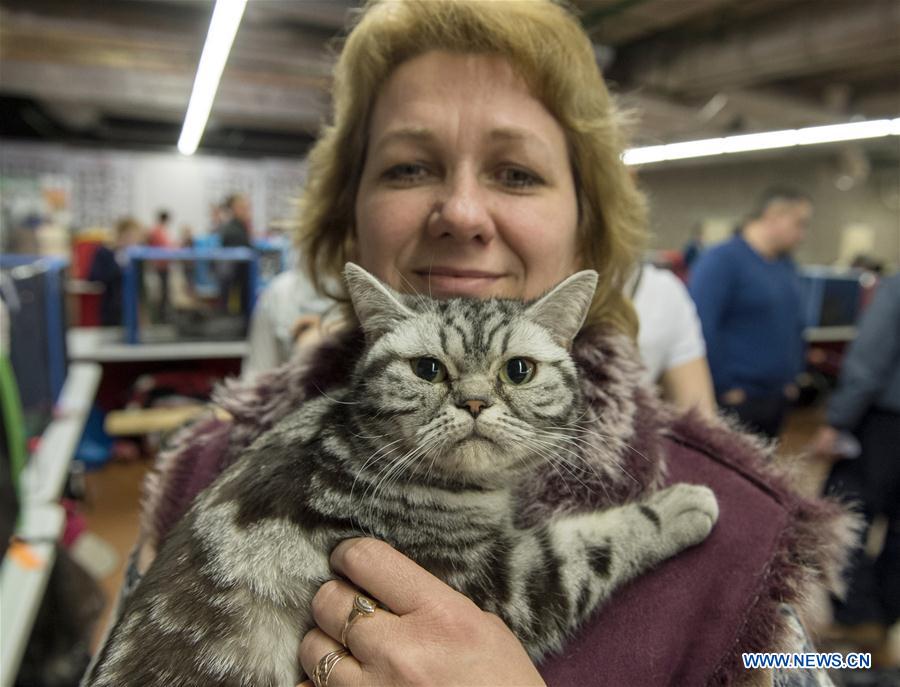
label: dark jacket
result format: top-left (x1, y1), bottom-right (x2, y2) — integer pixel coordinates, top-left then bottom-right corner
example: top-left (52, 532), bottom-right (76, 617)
top-left (88, 245), bottom-right (123, 326)
top-left (827, 273), bottom-right (900, 430)
top-left (217, 218), bottom-right (251, 248)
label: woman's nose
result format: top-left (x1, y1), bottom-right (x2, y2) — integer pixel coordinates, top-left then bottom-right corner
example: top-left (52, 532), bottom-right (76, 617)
top-left (427, 173), bottom-right (495, 244)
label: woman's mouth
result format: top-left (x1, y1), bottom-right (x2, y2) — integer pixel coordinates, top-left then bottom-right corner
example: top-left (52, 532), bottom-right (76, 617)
top-left (411, 268), bottom-right (506, 298)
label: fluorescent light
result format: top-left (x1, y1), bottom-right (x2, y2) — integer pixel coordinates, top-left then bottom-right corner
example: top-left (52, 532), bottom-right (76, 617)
top-left (623, 117), bottom-right (900, 166)
top-left (177, 0), bottom-right (248, 156)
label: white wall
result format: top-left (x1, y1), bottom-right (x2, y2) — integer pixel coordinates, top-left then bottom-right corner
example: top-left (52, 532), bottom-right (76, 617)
top-left (0, 140), bottom-right (306, 239)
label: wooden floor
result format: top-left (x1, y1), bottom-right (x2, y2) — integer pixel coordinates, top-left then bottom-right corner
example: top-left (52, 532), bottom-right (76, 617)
top-left (78, 405), bottom-right (898, 672)
top-left (81, 458), bottom-right (151, 650)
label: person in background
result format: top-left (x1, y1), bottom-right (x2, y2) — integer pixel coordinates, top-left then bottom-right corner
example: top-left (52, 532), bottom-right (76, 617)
top-left (216, 194), bottom-right (254, 313)
top-left (813, 272), bottom-right (900, 665)
top-left (178, 225), bottom-right (194, 249)
top-left (208, 202), bottom-right (227, 237)
top-left (628, 262), bottom-right (716, 414)
top-left (217, 193), bottom-right (253, 248)
top-left (88, 217), bottom-right (143, 326)
top-left (682, 222), bottom-right (704, 270)
top-left (147, 210), bottom-right (172, 250)
top-left (241, 267), bottom-right (333, 380)
top-left (146, 210), bottom-right (173, 321)
top-left (689, 187), bottom-right (810, 439)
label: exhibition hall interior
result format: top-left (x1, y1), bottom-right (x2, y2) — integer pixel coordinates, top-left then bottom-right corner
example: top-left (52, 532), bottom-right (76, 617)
top-left (1, 0), bottom-right (898, 685)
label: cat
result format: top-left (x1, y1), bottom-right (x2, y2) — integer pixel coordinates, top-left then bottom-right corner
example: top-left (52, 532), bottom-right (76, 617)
top-left (84, 263), bottom-right (718, 687)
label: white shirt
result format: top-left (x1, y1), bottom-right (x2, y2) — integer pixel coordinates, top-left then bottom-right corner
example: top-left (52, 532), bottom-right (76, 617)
top-left (241, 270), bottom-right (333, 379)
top-left (629, 263), bottom-right (706, 384)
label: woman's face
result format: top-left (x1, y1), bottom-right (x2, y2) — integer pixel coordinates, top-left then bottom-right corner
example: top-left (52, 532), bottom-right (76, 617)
top-left (354, 51), bottom-right (580, 300)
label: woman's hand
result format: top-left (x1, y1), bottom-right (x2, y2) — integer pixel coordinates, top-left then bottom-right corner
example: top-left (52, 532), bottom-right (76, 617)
top-left (292, 314), bottom-right (323, 349)
top-left (297, 538), bottom-right (546, 687)
top-left (810, 426), bottom-right (839, 457)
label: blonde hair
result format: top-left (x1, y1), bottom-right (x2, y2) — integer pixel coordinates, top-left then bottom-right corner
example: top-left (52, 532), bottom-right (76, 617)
top-left (298, 0), bottom-right (646, 336)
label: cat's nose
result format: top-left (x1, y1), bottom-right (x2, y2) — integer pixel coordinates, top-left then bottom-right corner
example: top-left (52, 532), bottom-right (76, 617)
top-left (459, 398), bottom-right (491, 418)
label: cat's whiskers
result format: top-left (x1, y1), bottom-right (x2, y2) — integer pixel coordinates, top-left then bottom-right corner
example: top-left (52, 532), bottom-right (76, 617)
top-left (393, 267), bottom-right (425, 299)
top-left (521, 435), bottom-right (597, 494)
top-left (522, 419), bottom-right (641, 492)
top-left (350, 429), bottom-right (391, 440)
top-left (494, 415), bottom-right (586, 473)
top-left (358, 440), bottom-right (417, 527)
top-left (573, 422), bottom-right (655, 468)
top-left (423, 440), bottom-right (442, 485)
top-left (559, 418), bottom-right (653, 470)
top-left (539, 430), bottom-right (641, 486)
top-left (359, 436), bottom-right (445, 535)
top-left (622, 442), bottom-right (653, 465)
top-left (427, 250), bottom-right (438, 300)
top-left (492, 410), bottom-right (642, 488)
top-left (517, 440), bottom-right (581, 497)
top-left (350, 437), bottom-right (407, 507)
top-left (364, 437), bottom-right (433, 518)
top-left (361, 446), bottom-right (407, 503)
top-left (312, 383), bottom-right (361, 405)
top-left (531, 433), bottom-right (617, 502)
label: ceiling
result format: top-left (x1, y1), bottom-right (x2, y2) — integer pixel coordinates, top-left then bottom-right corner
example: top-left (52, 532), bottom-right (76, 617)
top-left (1, 0), bottom-right (898, 159)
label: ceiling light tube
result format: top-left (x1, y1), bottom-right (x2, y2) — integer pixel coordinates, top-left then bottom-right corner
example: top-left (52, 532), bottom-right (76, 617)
top-left (623, 117), bottom-right (900, 166)
top-left (177, 0), bottom-right (248, 156)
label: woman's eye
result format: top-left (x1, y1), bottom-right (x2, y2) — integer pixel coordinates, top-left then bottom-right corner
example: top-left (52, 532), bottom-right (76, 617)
top-left (500, 358), bottom-right (536, 385)
top-left (411, 357), bottom-right (447, 383)
top-left (497, 167), bottom-right (541, 189)
top-left (384, 163), bottom-right (430, 184)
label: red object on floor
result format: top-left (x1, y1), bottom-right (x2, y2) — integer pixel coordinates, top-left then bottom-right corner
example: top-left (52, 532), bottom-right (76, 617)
top-left (61, 498), bottom-right (87, 548)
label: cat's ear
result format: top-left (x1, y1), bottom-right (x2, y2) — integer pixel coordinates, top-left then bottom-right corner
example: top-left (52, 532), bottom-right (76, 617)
top-left (525, 270), bottom-right (598, 347)
top-left (343, 263), bottom-right (415, 338)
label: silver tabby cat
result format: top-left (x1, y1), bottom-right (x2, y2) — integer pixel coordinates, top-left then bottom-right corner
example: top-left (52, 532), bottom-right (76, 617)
top-left (85, 264), bottom-right (718, 687)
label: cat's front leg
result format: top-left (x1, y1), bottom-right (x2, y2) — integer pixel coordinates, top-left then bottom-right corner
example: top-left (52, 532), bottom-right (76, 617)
top-left (501, 484), bottom-right (718, 660)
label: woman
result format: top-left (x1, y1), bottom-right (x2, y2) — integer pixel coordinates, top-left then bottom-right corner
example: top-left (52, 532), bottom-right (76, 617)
top-left (109, 2), bottom-right (854, 686)
top-left (628, 262), bottom-right (717, 414)
top-left (88, 217), bottom-right (143, 326)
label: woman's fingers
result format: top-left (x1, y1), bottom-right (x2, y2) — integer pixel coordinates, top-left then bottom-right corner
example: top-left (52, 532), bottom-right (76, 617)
top-left (303, 539), bottom-right (546, 687)
top-left (330, 538), bottom-right (462, 616)
top-left (311, 578), bottom-right (397, 664)
top-left (298, 628), bottom-right (367, 687)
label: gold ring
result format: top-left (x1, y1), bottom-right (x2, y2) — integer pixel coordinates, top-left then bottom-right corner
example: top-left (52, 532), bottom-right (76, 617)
top-left (340, 594), bottom-right (377, 647)
top-left (312, 648), bottom-right (348, 687)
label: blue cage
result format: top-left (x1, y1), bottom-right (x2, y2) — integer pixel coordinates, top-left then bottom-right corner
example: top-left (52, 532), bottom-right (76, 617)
top-left (122, 246), bottom-right (258, 344)
top-left (0, 255), bottom-right (69, 436)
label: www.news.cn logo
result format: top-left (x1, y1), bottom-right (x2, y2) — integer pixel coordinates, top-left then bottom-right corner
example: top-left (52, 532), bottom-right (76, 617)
top-left (742, 652), bottom-right (872, 670)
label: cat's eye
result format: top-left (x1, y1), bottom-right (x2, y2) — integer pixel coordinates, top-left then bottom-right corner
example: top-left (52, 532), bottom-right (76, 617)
top-left (411, 357), bottom-right (447, 383)
top-left (500, 358), bottom-right (535, 385)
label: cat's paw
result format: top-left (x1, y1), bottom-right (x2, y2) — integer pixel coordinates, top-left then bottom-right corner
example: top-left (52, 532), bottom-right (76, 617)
top-left (642, 483), bottom-right (719, 553)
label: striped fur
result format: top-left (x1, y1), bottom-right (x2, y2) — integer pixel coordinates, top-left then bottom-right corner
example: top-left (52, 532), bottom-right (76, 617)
top-left (85, 266), bottom-right (718, 686)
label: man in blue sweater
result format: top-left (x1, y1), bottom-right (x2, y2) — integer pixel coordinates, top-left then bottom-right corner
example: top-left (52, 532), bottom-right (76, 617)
top-left (689, 188), bottom-right (811, 438)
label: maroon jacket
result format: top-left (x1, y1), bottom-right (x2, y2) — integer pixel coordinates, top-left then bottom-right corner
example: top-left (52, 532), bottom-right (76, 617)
top-left (138, 327), bottom-right (856, 686)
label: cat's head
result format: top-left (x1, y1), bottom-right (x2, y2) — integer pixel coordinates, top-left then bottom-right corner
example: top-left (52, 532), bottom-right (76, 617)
top-left (343, 263), bottom-right (597, 489)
